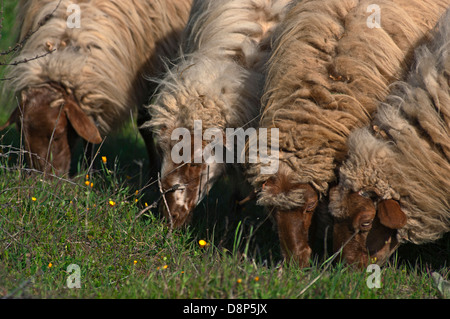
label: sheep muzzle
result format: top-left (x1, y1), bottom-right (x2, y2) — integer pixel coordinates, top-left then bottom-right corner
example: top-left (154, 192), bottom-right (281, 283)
top-left (262, 175), bottom-right (318, 267)
top-left (159, 162), bottom-right (207, 228)
top-left (333, 192), bottom-right (404, 267)
top-left (4, 85), bottom-right (102, 177)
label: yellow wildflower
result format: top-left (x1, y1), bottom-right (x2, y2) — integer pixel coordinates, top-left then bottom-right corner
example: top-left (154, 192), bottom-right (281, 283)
top-left (133, 260), bottom-right (137, 265)
top-left (109, 200), bottom-right (116, 207)
top-left (198, 239), bottom-right (207, 248)
top-left (237, 278), bottom-right (242, 284)
top-left (102, 156), bottom-right (107, 164)
top-left (31, 197), bottom-right (37, 202)
top-left (85, 180), bottom-right (90, 186)
top-left (48, 262), bottom-right (52, 268)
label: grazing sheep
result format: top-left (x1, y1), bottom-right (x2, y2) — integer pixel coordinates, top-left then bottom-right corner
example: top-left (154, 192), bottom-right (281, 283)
top-left (245, 0), bottom-right (449, 266)
top-left (1, 0), bottom-right (192, 176)
top-left (144, 0), bottom-right (291, 228)
top-left (329, 9), bottom-right (450, 267)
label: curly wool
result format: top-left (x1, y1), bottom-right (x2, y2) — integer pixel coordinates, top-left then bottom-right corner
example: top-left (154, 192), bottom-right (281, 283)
top-left (331, 10), bottom-right (450, 244)
top-left (246, 0), bottom-right (449, 209)
top-left (6, 0), bottom-right (192, 136)
top-left (146, 0), bottom-right (292, 151)
top-left (333, 10), bottom-right (450, 244)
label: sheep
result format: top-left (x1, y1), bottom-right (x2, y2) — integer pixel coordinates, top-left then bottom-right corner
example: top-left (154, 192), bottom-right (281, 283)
top-left (329, 9), bottom-right (450, 268)
top-left (245, 0), bottom-right (450, 267)
top-left (0, 0), bottom-right (192, 177)
top-left (143, 0), bottom-right (292, 228)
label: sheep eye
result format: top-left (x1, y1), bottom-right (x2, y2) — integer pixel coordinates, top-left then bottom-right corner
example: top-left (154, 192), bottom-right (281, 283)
top-left (358, 190), bottom-right (377, 200)
top-left (305, 200), bottom-right (318, 212)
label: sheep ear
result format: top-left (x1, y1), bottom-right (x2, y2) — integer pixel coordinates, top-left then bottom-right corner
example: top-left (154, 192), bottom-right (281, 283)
top-left (0, 107), bottom-right (20, 130)
top-left (378, 199), bottom-right (407, 229)
top-left (64, 99), bottom-right (102, 144)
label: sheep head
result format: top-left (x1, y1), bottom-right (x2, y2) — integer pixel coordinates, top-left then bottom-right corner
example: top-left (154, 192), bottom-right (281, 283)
top-left (258, 172), bottom-right (318, 267)
top-left (0, 84), bottom-right (102, 176)
top-left (330, 187), bottom-right (407, 268)
top-left (158, 129), bottom-right (225, 228)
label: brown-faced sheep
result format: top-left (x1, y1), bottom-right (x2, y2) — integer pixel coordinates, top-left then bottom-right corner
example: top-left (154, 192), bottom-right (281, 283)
top-left (1, 0), bottom-right (192, 177)
top-left (245, 0), bottom-right (449, 267)
top-left (144, 0), bottom-right (291, 228)
top-left (329, 9), bottom-right (450, 268)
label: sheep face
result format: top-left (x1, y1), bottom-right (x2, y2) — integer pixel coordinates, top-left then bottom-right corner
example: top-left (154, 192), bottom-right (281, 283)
top-left (1, 84), bottom-right (102, 176)
top-left (330, 188), bottom-right (407, 268)
top-left (261, 173), bottom-right (318, 267)
top-left (159, 133), bottom-right (224, 228)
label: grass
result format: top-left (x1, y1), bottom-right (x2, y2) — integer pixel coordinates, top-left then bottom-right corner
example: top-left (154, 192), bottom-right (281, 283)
top-left (0, 0), bottom-right (18, 74)
top-left (0, 0), bottom-right (448, 300)
top-left (0, 121), bottom-right (448, 299)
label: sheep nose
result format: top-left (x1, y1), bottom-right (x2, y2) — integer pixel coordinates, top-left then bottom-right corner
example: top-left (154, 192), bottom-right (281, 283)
top-left (160, 200), bottom-right (191, 228)
top-left (292, 246), bottom-right (312, 267)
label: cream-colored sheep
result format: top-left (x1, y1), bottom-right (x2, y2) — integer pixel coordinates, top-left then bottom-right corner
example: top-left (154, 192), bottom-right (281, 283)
top-left (144, 0), bottom-right (292, 227)
top-left (2, 0), bottom-right (192, 176)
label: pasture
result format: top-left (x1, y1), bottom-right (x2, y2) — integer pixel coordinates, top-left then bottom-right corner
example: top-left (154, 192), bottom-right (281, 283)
top-left (0, 0), bottom-right (449, 300)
